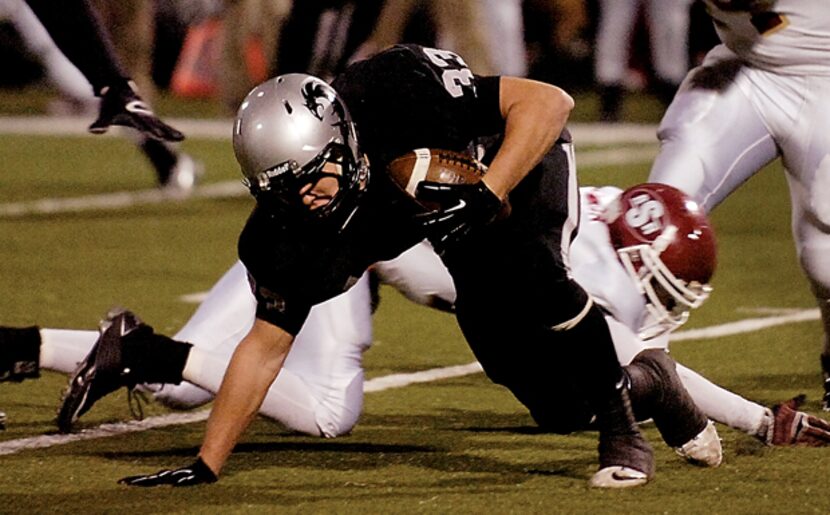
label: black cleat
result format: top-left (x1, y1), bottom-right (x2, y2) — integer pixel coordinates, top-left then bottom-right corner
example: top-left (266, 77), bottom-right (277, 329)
top-left (56, 309), bottom-right (147, 433)
top-left (822, 379), bottom-right (830, 412)
top-left (0, 409), bottom-right (6, 430)
top-left (820, 354), bottom-right (830, 412)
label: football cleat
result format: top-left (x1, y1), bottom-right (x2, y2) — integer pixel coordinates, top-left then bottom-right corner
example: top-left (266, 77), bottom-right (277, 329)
top-left (589, 466), bottom-right (649, 488)
top-left (160, 153), bottom-right (204, 198)
top-left (56, 308), bottom-right (146, 433)
top-left (770, 395), bottom-right (830, 446)
top-left (675, 420), bottom-right (722, 467)
top-left (593, 431), bottom-right (654, 489)
top-left (89, 80), bottom-right (184, 142)
top-left (0, 409), bottom-right (6, 430)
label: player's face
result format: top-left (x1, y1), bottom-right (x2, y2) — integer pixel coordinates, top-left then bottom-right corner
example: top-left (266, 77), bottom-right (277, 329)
top-left (299, 162), bottom-right (341, 210)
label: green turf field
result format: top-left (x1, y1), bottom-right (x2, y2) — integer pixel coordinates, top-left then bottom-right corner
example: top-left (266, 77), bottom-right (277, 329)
top-left (1, 117), bottom-right (829, 513)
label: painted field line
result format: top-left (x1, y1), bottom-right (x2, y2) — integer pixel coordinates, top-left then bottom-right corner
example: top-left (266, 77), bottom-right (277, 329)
top-left (0, 308), bottom-right (819, 456)
top-left (0, 362), bottom-right (483, 456)
top-left (0, 148), bottom-right (656, 220)
top-left (0, 181), bottom-right (247, 219)
top-left (0, 117), bottom-right (658, 146)
top-left (669, 308), bottom-right (819, 342)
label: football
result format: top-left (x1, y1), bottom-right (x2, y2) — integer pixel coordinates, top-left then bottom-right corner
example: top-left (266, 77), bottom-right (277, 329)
top-left (386, 148), bottom-right (489, 211)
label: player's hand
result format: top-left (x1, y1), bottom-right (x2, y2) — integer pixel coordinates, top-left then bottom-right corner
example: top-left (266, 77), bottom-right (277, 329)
top-left (415, 181), bottom-right (504, 256)
top-left (89, 79), bottom-right (184, 142)
top-left (118, 458), bottom-right (218, 487)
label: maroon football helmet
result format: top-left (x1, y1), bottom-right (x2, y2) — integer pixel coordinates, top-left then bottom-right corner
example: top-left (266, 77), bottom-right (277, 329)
top-left (605, 183), bottom-right (717, 339)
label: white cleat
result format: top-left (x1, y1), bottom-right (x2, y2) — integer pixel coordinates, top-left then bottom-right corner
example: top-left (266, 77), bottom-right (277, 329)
top-left (161, 153), bottom-right (204, 198)
top-left (675, 420), bottom-right (722, 467)
top-left (589, 466), bottom-right (650, 488)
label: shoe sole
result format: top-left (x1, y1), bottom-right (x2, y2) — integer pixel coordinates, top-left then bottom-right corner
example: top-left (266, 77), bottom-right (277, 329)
top-left (56, 350), bottom-right (98, 433)
top-left (55, 312), bottom-right (123, 433)
top-left (589, 466), bottom-right (649, 488)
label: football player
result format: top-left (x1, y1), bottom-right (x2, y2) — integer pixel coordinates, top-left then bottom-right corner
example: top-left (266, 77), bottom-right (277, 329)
top-left (15, 0), bottom-right (198, 193)
top-left (22, 0), bottom-right (182, 142)
top-left (36, 44), bottom-right (659, 488)
top-left (5, 184), bottom-right (829, 471)
top-left (646, 0), bottom-right (830, 409)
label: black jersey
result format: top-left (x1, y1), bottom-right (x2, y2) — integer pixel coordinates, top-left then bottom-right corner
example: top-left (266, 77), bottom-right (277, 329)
top-left (239, 44), bottom-right (505, 334)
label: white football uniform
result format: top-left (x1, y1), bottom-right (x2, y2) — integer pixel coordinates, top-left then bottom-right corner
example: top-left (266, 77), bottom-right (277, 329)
top-left (649, 0), bottom-right (830, 363)
top-left (35, 187), bottom-right (768, 439)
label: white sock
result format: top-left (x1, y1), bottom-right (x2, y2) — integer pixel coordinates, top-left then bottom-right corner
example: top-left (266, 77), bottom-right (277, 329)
top-left (677, 363), bottom-right (769, 437)
top-left (39, 329), bottom-right (98, 374)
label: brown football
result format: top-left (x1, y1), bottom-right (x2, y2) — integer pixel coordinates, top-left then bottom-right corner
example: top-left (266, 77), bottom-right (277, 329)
top-left (386, 148), bottom-right (489, 212)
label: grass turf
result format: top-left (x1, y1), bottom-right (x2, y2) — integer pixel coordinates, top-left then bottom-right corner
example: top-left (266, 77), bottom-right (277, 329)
top-left (0, 126), bottom-right (828, 513)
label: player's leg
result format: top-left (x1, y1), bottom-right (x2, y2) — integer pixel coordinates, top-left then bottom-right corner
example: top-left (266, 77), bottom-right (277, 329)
top-left (56, 260), bottom-right (373, 436)
top-left (648, 49), bottom-right (780, 211)
top-left (674, 363), bottom-right (771, 440)
top-left (775, 75), bottom-right (830, 410)
top-left (604, 317), bottom-right (720, 466)
top-left (145, 261), bottom-right (257, 408)
top-left (645, 0), bottom-right (692, 105)
top-left (594, 0), bottom-right (639, 121)
top-left (448, 141), bottom-right (653, 487)
top-left (6, 0), bottom-right (96, 109)
top-left (89, 0), bottom-right (201, 194)
top-left (156, 260), bottom-right (371, 436)
top-left (175, 269), bottom-right (372, 437)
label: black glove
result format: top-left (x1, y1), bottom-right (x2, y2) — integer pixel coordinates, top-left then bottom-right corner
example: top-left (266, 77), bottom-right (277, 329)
top-left (415, 180), bottom-right (503, 256)
top-left (89, 79), bottom-right (184, 142)
top-left (711, 0), bottom-right (776, 12)
top-left (118, 457), bottom-right (218, 487)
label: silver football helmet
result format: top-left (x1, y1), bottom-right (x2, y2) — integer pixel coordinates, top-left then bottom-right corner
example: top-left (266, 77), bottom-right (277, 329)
top-left (232, 73), bottom-right (368, 230)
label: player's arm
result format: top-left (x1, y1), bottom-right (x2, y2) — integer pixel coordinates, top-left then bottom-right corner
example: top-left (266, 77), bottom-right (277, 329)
top-left (483, 76), bottom-right (574, 199)
top-left (416, 76), bottom-right (574, 254)
top-left (198, 318), bottom-right (294, 474)
top-left (119, 318), bottom-right (294, 486)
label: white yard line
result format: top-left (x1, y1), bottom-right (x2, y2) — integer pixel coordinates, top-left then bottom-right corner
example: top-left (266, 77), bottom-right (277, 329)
top-left (0, 308), bottom-right (819, 456)
top-left (0, 181), bottom-right (247, 218)
top-left (0, 117), bottom-right (658, 145)
top-left (0, 118), bottom-right (657, 219)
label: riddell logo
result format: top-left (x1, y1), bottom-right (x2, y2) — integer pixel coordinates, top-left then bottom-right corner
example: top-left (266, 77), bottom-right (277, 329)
top-left (624, 193), bottom-right (665, 239)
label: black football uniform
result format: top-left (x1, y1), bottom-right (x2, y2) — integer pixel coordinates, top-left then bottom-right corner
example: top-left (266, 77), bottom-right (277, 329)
top-left (239, 44), bottom-right (624, 431)
top-left (25, 0), bottom-right (129, 92)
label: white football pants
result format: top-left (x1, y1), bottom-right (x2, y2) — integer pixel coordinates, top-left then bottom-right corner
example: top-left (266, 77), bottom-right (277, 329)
top-left (649, 44), bottom-right (830, 359)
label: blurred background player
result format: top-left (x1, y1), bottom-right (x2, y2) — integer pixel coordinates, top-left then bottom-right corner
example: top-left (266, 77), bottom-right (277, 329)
top-left (2, 0), bottom-right (200, 194)
top-left (646, 0), bottom-right (830, 410)
top-left (348, 0), bottom-right (525, 77)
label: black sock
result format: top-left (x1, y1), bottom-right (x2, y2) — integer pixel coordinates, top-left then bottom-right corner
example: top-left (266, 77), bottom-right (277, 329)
top-left (140, 138), bottom-right (178, 184)
top-left (122, 331), bottom-right (191, 385)
top-left (0, 326), bottom-right (41, 382)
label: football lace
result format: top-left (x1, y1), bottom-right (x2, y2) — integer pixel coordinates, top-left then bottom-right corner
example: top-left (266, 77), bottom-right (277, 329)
top-left (435, 151), bottom-right (485, 174)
